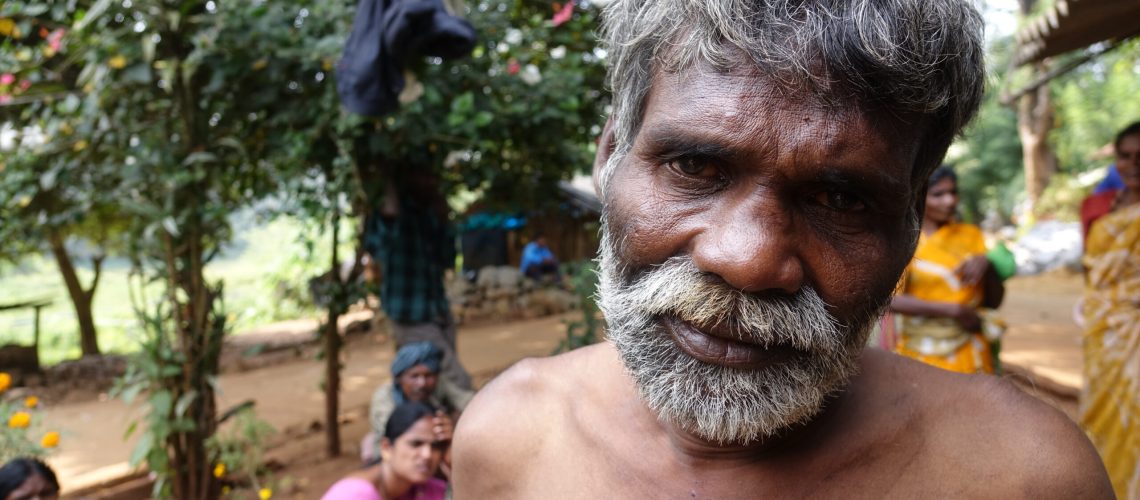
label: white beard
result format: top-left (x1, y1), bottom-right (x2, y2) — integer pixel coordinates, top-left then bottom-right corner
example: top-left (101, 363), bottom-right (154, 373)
top-left (596, 225), bottom-right (877, 444)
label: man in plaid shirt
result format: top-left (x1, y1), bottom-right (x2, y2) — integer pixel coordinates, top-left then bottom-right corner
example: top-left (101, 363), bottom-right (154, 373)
top-left (366, 172), bottom-right (472, 390)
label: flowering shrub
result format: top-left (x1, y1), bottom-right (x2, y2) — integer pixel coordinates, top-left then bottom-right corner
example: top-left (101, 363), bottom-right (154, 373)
top-left (0, 372), bottom-right (61, 462)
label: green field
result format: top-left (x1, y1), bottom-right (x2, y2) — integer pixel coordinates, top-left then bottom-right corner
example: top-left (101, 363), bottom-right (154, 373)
top-left (0, 216), bottom-right (339, 366)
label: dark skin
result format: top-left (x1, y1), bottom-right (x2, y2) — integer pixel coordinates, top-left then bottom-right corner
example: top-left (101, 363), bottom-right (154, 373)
top-left (890, 176), bottom-right (1005, 331)
top-left (1115, 133), bottom-right (1140, 207)
top-left (396, 364), bottom-right (456, 474)
top-left (452, 66), bottom-right (1112, 498)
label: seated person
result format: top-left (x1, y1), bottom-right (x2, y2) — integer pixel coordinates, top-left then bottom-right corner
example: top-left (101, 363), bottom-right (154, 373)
top-left (519, 235), bottom-right (559, 282)
top-left (325, 402), bottom-right (450, 500)
top-left (0, 457), bottom-right (59, 500)
top-left (364, 341), bottom-right (473, 461)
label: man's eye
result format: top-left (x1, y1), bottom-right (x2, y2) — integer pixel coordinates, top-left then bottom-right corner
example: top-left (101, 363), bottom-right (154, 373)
top-left (815, 191), bottom-right (866, 212)
top-left (668, 157), bottom-right (718, 177)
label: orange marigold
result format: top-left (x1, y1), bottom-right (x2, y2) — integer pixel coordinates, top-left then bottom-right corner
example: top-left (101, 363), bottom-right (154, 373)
top-left (8, 411), bottom-right (31, 429)
top-left (41, 431), bottom-right (60, 448)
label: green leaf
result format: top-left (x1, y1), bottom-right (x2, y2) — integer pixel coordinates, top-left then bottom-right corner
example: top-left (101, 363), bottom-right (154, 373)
top-left (74, 0), bottom-right (112, 31)
top-left (174, 390), bottom-right (198, 418)
top-left (128, 432), bottom-right (153, 468)
top-left (182, 152), bottom-right (217, 166)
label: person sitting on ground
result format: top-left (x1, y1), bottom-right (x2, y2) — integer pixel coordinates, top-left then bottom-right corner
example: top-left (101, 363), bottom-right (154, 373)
top-left (364, 341), bottom-right (472, 462)
top-left (889, 166), bottom-right (1006, 374)
top-left (0, 457), bottom-right (59, 500)
top-left (519, 234), bottom-right (559, 282)
top-left (325, 402), bottom-right (450, 500)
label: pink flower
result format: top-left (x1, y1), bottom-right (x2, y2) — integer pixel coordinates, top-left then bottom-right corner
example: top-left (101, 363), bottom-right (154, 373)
top-left (18, 80), bottom-right (30, 91)
top-left (507, 59), bottom-right (520, 75)
top-left (48, 29), bottom-right (65, 52)
top-left (0, 74), bottom-right (14, 86)
top-left (0, 94), bottom-right (11, 104)
top-left (552, 1), bottom-right (573, 27)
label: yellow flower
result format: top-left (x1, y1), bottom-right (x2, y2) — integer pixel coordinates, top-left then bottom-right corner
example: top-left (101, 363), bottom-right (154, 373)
top-left (251, 58), bottom-right (268, 71)
top-left (8, 411), bottom-right (31, 429)
top-left (41, 431), bottom-right (60, 448)
top-left (258, 488), bottom-right (272, 500)
top-left (73, 140), bottom-right (88, 152)
top-left (108, 55), bottom-right (127, 69)
top-left (0, 18), bottom-right (19, 38)
top-left (321, 59), bottom-right (334, 72)
top-left (213, 463), bottom-right (225, 478)
top-left (221, 486), bottom-right (231, 495)
top-left (24, 396), bottom-right (38, 408)
top-left (0, 372), bottom-right (10, 392)
top-left (59, 122), bottom-right (73, 136)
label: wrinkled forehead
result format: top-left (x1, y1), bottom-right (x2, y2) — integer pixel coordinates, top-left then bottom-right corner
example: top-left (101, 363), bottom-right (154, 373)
top-left (627, 62), bottom-right (926, 175)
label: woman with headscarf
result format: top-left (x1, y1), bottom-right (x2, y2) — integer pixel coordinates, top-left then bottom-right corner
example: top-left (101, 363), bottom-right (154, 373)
top-left (325, 402), bottom-right (450, 500)
top-left (1079, 122), bottom-right (1140, 499)
top-left (364, 341), bottom-right (474, 462)
top-left (889, 166), bottom-right (1005, 374)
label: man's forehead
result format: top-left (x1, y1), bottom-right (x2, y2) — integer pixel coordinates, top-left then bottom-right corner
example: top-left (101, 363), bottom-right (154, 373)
top-left (633, 66), bottom-right (923, 178)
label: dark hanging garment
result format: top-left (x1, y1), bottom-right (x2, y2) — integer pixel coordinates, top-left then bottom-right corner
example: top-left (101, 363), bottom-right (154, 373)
top-left (338, 0), bottom-right (477, 117)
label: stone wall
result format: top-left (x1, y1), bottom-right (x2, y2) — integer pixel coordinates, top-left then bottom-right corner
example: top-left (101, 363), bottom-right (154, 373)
top-left (448, 266), bottom-right (579, 323)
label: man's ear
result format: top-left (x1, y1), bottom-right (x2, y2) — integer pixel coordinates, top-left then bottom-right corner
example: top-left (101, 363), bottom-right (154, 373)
top-left (592, 116), bottom-right (616, 197)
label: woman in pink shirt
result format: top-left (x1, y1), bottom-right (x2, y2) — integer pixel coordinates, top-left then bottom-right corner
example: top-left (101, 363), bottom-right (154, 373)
top-left (323, 402), bottom-right (450, 500)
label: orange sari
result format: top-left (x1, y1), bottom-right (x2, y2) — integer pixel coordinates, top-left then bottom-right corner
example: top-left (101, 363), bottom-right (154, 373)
top-left (894, 223), bottom-right (994, 374)
top-left (1081, 203), bottom-right (1140, 499)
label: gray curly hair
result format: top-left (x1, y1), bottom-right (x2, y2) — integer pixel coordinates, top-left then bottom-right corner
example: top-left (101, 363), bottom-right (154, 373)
top-left (597, 0), bottom-right (985, 193)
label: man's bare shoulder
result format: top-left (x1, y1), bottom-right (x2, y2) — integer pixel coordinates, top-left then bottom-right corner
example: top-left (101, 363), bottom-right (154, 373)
top-left (452, 343), bottom-right (616, 496)
top-left (867, 351), bottom-right (1112, 498)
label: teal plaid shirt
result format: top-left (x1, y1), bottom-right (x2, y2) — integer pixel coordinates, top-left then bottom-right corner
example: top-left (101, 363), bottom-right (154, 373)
top-left (365, 196), bottom-right (456, 324)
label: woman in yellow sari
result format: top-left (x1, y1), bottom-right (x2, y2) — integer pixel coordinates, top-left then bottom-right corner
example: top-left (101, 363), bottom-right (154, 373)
top-left (890, 166), bottom-right (1004, 374)
top-left (1081, 122), bottom-right (1140, 499)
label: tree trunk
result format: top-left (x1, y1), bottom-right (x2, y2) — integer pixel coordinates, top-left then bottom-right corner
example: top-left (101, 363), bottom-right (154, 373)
top-left (1016, 63), bottom-right (1058, 214)
top-left (326, 208), bottom-right (343, 458)
top-left (47, 232), bottom-right (101, 357)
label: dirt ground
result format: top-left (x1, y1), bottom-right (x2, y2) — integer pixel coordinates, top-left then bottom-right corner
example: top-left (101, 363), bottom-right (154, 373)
top-left (45, 271), bottom-right (1089, 498)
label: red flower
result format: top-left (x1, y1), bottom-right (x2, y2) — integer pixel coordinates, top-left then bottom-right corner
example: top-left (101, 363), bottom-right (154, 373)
top-left (507, 59), bottom-right (520, 75)
top-left (552, 1), bottom-right (573, 27)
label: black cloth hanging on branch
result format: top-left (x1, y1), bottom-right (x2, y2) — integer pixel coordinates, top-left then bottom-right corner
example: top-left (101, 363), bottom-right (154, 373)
top-left (337, 0), bottom-right (476, 117)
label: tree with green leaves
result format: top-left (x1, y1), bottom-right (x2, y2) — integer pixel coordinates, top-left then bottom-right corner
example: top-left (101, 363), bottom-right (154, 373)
top-left (4, 0), bottom-right (609, 495)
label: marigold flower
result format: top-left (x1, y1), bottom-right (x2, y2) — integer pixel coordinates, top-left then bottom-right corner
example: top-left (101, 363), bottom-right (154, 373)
top-left (0, 372), bottom-right (10, 392)
top-left (252, 59), bottom-right (268, 71)
top-left (108, 55), bottom-right (127, 69)
top-left (258, 488), bottom-right (272, 499)
top-left (8, 411), bottom-right (31, 429)
top-left (41, 431), bottom-right (60, 448)
top-left (25, 396), bottom-right (38, 408)
top-left (213, 463), bottom-right (225, 478)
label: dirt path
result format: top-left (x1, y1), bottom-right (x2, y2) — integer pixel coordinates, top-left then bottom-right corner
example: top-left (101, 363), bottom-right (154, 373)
top-left (44, 313), bottom-right (577, 492)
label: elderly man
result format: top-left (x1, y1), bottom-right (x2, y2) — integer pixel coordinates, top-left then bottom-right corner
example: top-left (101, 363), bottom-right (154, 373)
top-left (452, 0), bottom-right (1112, 497)
top-left (364, 341), bottom-right (473, 462)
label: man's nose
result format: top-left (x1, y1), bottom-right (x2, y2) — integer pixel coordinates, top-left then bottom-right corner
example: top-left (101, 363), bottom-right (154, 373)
top-left (690, 196), bottom-right (804, 294)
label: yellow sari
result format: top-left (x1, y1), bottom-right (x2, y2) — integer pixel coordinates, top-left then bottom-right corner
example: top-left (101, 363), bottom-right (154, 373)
top-left (895, 223), bottom-right (994, 374)
top-left (1081, 203), bottom-right (1140, 499)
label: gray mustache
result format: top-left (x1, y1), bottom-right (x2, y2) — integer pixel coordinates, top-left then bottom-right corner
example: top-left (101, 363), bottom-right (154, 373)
top-left (605, 256), bottom-right (845, 353)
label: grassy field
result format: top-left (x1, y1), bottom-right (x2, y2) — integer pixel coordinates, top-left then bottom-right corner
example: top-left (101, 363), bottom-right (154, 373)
top-left (0, 216), bottom-right (339, 366)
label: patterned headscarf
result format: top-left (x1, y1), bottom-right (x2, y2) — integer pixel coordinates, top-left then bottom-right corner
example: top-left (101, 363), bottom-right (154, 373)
top-left (391, 341), bottom-right (443, 378)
